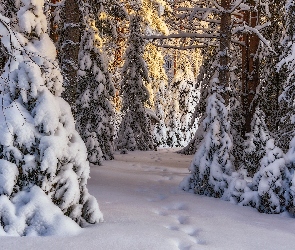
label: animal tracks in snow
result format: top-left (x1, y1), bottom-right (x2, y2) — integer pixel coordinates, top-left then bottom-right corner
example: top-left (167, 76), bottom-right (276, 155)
top-left (151, 201), bottom-right (206, 249)
top-left (177, 215), bottom-right (190, 225)
top-left (143, 161), bottom-right (207, 249)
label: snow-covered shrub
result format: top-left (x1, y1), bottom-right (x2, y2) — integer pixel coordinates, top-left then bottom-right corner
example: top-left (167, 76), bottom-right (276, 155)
top-left (116, 15), bottom-right (155, 151)
top-left (76, 9), bottom-right (115, 165)
top-left (282, 136), bottom-right (295, 214)
top-left (181, 79), bottom-right (234, 198)
top-left (225, 172), bottom-right (260, 210)
top-left (242, 107), bottom-right (271, 177)
top-left (0, 186), bottom-right (81, 236)
top-left (250, 139), bottom-right (289, 213)
top-left (0, 0), bottom-right (103, 236)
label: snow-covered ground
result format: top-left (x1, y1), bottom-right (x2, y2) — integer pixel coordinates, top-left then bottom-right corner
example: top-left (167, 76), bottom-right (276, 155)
top-left (1, 148), bottom-right (295, 249)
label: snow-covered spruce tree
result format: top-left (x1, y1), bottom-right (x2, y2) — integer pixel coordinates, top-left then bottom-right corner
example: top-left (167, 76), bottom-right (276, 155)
top-left (275, 0), bottom-right (295, 215)
top-left (0, 0), bottom-right (102, 236)
top-left (242, 107), bottom-right (271, 177)
top-left (153, 80), bottom-right (168, 147)
top-left (285, 137), bottom-right (295, 214)
top-left (178, 47), bottom-right (218, 155)
top-left (178, 68), bottom-right (199, 146)
top-left (180, 78), bottom-right (234, 198)
top-left (228, 107), bottom-right (290, 214)
top-left (277, 0), bottom-right (295, 152)
top-left (249, 139), bottom-right (289, 214)
top-left (166, 65), bottom-right (198, 148)
top-left (165, 94), bottom-right (183, 148)
top-left (76, 4), bottom-right (115, 165)
top-left (143, 43), bottom-right (169, 148)
top-left (116, 14), bottom-right (155, 151)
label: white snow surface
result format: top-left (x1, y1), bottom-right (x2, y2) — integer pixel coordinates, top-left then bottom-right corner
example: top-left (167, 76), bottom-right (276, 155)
top-left (1, 148), bottom-right (295, 249)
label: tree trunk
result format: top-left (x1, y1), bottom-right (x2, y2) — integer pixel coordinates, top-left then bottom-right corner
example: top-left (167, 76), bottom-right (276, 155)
top-left (219, 0), bottom-right (232, 100)
top-left (50, 0), bottom-right (59, 43)
top-left (241, 1), bottom-right (260, 137)
top-left (59, 0), bottom-right (82, 115)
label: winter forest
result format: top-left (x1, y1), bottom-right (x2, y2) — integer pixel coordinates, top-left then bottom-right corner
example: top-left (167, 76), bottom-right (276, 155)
top-left (1, 0), bottom-right (295, 247)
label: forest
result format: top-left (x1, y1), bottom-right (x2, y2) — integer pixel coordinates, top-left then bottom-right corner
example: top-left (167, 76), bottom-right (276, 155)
top-left (0, 0), bottom-right (295, 239)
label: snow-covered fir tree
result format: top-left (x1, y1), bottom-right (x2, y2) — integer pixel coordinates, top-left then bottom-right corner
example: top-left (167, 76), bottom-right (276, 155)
top-left (166, 65), bottom-right (198, 148)
top-left (116, 14), bottom-right (155, 151)
top-left (144, 44), bottom-right (169, 148)
top-left (285, 137), bottom-right (295, 214)
top-left (178, 68), bottom-right (199, 145)
top-left (242, 107), bottom-right (271, 177)
top-left (166, 94), bottom-right (183, 147)
top-left (250, 139), bottom-right (289, 214)
top-left (76, 2), bottom-right (115, 165)
top-left (275, 0), bottom-right (295, 215)
top-left (179, 48), bottom-right (218, 155)
top-left (277, 0), bottom-right (295, 152)
top-left (153, 80), bottom-right (168, 147)
top-left (0, 0), bottom-right (102, 236)
top-left (181, 78), bottom-right (234, 198)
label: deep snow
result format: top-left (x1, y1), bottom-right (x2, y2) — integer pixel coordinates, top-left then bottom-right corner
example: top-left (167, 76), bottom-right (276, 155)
top-left (1, 148), bottom-right (295, 249)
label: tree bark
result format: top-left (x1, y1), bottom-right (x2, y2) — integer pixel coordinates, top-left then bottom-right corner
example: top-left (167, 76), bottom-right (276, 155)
top-left (219, 0), bottom-right (232, 101)
top-left (59, 0), bottom-right (82, 115)
top-left (241, 1), bottom-right (260, 137)
top-left (50, 0), bottom-right (59, 43)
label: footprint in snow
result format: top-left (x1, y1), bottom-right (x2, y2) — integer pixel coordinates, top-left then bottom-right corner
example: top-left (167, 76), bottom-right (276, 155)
top-left (177, 215), bottom-right (190, 225)
top-left (196, 239), bottom-right (207, 245)
top-left (164, 202), bottom-right (188, 211)
top-left (180, 226), bottom-right (200, 237)
top-left (165, 225), bottom-right (179, 231)
top-left (172, 240), bottom-right (192, 250)
top-left (153, 210), bottom-right (168, 216)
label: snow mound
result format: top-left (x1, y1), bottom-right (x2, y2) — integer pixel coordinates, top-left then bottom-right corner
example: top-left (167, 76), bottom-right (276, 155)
top-left (0, 186), bottom-right (82, 236)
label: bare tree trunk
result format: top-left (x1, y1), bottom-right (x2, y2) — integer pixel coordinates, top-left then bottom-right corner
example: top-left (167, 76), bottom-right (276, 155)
top-left (219, 0), bottom-right (232, 101)
top-left (59, 0), bottom-right (82, 115)
top-left (241, 1), bottom-right (260, 137)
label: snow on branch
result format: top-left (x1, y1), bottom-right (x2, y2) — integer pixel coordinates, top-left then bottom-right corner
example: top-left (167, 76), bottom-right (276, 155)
top-left (232, 23), bottom-right (272, 50)
top-left (228, 0), bottom-right (251, 13)
top-left (144, 32), bottom-right (219, 40)
top-left (207, 0), bottom-right (223, 12)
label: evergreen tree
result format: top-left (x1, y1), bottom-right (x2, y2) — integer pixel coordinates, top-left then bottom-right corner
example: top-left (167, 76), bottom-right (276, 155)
top-left (178, 48), bottom-right (218, 155)
top-left (166, 66), bottom-right (198, 148)
top-left (242, 107), bottom-right (271, 177)
top-left (76, 3), bottom-right (115, 165)
top-left (285, 137), bottom-right (295, 214)
top-left (166, 94), bottom-right (183, 147)
top-left (181, 78), bottom-right (234, 198)
top-left (153, 80), bottom-right (168, 147)
top-left (277, 0), bottom-right (295, 152)
top-left (275, 0), bottom-right (295, 215)
top-left (0, 0), bottom-right (102, 235)
top-left (251, 139), bottom-right (288, 214)
top-left (116, 15), bottom-right (155, 151)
